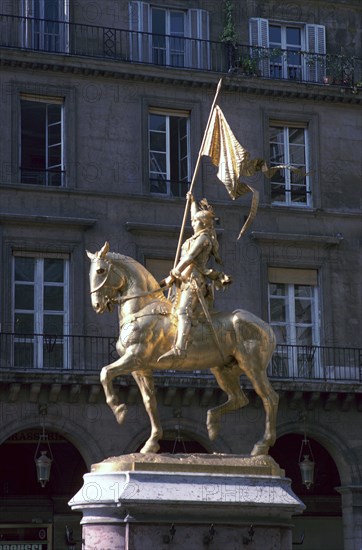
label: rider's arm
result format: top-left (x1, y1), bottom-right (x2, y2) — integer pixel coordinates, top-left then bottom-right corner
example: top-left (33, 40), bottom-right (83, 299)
top-left (171, 235), bottom-right (211, 279)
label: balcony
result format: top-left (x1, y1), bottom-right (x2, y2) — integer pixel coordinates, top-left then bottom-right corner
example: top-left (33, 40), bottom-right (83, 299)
top-left (0, 14), bottom-right (361, 87)
top-left (0, 333), bottom-right (360, 384)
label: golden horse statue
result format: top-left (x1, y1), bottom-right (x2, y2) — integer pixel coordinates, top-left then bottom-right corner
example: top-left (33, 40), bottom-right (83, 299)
top-left (87, 242), bottom-right (278, 456)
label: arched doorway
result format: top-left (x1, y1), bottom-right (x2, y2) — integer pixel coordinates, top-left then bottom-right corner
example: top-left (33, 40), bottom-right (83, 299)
top-left (269, 433), bottom-right (343, 550)
top-left (0, 428), bottom-right (87, 549)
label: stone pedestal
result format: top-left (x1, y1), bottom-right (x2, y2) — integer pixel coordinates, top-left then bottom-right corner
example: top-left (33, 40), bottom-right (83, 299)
top-left (69, 454), bottom-right (305, 550)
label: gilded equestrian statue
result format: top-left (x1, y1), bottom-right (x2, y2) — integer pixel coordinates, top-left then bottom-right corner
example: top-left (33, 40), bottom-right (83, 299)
top-left (87, 241), bottom-right (278, 456)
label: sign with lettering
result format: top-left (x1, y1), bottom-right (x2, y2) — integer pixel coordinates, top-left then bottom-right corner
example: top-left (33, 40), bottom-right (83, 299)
top-left (0, 525), bottom-right (50, 550)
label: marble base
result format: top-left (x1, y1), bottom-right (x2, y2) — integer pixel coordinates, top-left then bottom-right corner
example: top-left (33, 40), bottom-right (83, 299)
top-left (69, 453), bottom-right (305, 550)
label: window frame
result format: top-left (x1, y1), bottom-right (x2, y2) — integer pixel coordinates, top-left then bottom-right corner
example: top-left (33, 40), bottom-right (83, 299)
top-left (268, 122), bottom-right (311, 207)
top-left (20, 94), bottom-right (65, 187)
top-left (267, 267), bottom-right (321, 378)
top-left (21, 0), bottom-right (69, 53)
top-left (12, 252), bottom-right (70, 370)
top-left (148, 107), bottom-right (191, 197)
top-left (262, 109), bottom-right (319, 209)
top-left (249, 18), bottom-right (326, 83)
top-left (10, 84), bottom-right (75, 188)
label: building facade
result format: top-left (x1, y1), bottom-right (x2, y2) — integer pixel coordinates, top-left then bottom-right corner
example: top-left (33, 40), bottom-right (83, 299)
top-left (0, 1), bottom-right (361, 548)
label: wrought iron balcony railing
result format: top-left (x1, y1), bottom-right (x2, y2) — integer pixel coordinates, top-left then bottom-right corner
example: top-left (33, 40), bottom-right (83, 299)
top-left (0, 333), bottom-right (360, 383)
top-left (0, 14), bottom-right (361, 87)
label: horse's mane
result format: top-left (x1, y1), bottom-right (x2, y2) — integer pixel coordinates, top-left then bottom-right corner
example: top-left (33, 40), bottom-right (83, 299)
top-left (106, 251), bottom-right (169, 301)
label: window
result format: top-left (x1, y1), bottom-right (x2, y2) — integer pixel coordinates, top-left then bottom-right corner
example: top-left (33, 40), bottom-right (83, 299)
top-left (269, 24), bottom-right (302, 80)
top-left (249, 18), bottom-right (326, 82)
top-left (22, 0), bottom-right (69, 52)
top-left (149, 109), bottom-right (190, 197)
top-left (129, 2), bottom-right (210, 69)
top-left (269, 123), bottom-right (311, 206)
top-left (20, 95), bottom-right (65, 186)
top-left (13, 254), bottom-right (69, 369)
top-left (151, 8), bottom-right (185, 66)
top-left (268, 268), bottom-right (320, 378)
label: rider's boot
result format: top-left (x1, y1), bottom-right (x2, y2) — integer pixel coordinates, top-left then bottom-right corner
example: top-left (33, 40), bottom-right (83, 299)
top-left (157, 314), bottom-right (191, 362)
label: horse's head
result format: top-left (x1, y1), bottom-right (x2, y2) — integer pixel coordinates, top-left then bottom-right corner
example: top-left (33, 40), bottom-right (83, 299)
top-left (86, 242), bottom-right (125, 314)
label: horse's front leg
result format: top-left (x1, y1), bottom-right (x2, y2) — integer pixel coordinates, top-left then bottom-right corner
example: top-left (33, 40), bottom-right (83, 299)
top-left (132, 372), bottom-right (163, 454)
top-left (100, 351), bottom-right (140, 424)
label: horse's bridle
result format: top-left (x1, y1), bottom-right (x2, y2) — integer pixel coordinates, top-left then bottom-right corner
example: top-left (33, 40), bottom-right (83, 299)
top-left (90, 258), bottom-right (165, 303)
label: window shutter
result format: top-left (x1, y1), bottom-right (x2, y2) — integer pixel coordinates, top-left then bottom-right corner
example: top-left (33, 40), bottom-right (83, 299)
top-left (249, 18), bottom-right (269, 76)
top-left (188, 9), bottom-right (210, 69)
top-left (306, 24), bottom-right (326, 83)
top-left (129, 1), bottom-right (150, 62)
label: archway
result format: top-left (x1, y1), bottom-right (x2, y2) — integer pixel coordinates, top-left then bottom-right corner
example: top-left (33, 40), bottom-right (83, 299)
top-left (0, 428), bottom-right (87, 549)
top-left (269, 433), bottom-right (343, 550)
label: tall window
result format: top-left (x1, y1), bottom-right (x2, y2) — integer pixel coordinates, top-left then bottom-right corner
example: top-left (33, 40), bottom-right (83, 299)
top-left (269, 123), bottom-right (311, 207)
top-left (22, 0), bottom-right (69, 52)
top-left (149, 110), bottom-right (190, 197)
top-left (269, 24), bottom-right (302, 80)
top-left (13, 255), bottom-right (69, 369)
top-left (21, 96), bottom-right (65, 186)
top-left (151, 8), bottom-right (185, 66)
top-left (129, 2), bottom-right (210, 69)
top-left (268, 268), bottom-right (320, 377)
top-left (249, 18), bottom-right (326, 82)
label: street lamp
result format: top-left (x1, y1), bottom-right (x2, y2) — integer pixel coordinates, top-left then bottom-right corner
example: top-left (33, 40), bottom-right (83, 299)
top-left (34, 404), bottom-right (53, 487)
top-left (298, 416), bottom-right (315, 490)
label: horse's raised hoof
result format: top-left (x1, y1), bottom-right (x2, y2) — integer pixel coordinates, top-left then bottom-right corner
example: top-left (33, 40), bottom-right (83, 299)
top-left (113, 404), bottom-right (128, 424)
top-left (206, 412), bottom-right (221, 441)
top-left (139, 440), bottom-right (160, 454)
top-left (250, 442), bottom-right (269, 456)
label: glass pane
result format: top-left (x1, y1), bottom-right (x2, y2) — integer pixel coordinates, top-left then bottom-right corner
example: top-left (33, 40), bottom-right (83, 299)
top-left (44, 0), bottom-right (60, 20)
top-left (291, 185), bottom-right (307, 203)
top-left (43, 314), bottom-right (64, 335)
top-left (269, 283), bottom-right (287, 297)
top-left (286, 27), bottom-right (301, 47)
top-left (269, 127), bottom-right (284, 143)
top-left (150, 152), bottom-right (167, 174)
top-left (47, 104), bottom-right (61, 125)
top-left (271, 325), bottom-right (287, 343)
top-left (44, 259), bottom-right (64, 282)
top-left (15, 258), bottom-right (34, 281)
top-left (21, 100), bottom-right (46, 176)
top-left (150, 131), bottom-right (166, 152)
top-left (150, 114), bottom-right (166, 132)
top-left (289, 144), bottom-right (305, 165)
top-left (152, 8), bottom-right (165, 35)
top-left (170, 12), bottom-right (184, 35)
top-left (14, 313), bottom-right (34, 334)
top-left (269, 25), bottom-right (281, 45)
top-left (44, 286), bottom-right (64, 310)
top-left (296, 326), bottom-right (313, 345)
top-left (295, 285), bottom-right (313, 298)
top-left (15, 285), bottom-right (34, 310)
top-left (289, 127), bottom-right (305, 145)
top-left (48, 122), bottom-right (61, 145)
top-left (295, 300), bottom-right (312, 323)
top-left (48, 144), bottom-right (61, 167)
top-left (270, 298), bottom-right (286, 322)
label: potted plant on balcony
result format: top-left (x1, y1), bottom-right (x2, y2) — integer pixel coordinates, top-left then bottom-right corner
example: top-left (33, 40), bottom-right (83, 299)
top-left (220, 0), bottom-right (238, 70)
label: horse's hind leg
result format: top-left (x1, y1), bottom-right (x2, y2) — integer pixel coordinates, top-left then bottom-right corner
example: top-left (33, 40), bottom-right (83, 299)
top-left (132, 372), bottom-right (163, 454)
top-left (207, 364), bottom-right (249, 441)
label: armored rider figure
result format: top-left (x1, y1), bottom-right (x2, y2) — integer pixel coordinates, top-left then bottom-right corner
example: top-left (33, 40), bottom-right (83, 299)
top-left (158, 193), bottom-right (231, 361)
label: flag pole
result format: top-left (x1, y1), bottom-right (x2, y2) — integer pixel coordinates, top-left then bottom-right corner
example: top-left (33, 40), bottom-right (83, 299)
top-left (172, 77), bottom-right (223, 270)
